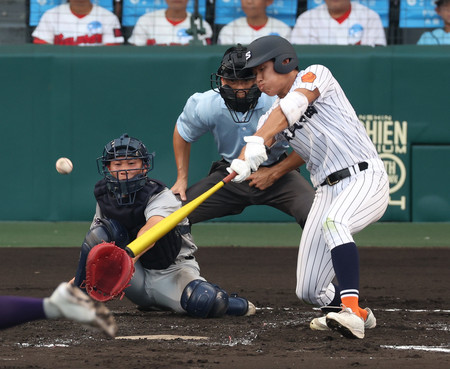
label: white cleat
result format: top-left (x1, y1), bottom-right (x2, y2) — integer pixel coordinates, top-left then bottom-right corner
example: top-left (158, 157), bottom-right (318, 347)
top-left (310, 316), bottom-right (329, 331)
top-left (44, 282), bottom-right (117, 338)
top-left (311, 307), bottom-right (376, 332)
top-left (326, 307), bottom-right (365, 339)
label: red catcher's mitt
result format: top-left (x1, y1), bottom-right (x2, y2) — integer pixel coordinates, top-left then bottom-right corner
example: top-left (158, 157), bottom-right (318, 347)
top-left (85, 242), bottom-right (135, 302)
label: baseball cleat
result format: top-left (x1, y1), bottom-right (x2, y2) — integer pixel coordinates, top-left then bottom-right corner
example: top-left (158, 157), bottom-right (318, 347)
top-left (44, 282), bottom-right (117, 338)
top-left (311, 307), bottom-right (376, 331)
top-left (325, 307), bottom-right (365, 339)
top-left (310, 316), bottom-right (329, 331)
top-left (245, 301), bottom-right (256, 316)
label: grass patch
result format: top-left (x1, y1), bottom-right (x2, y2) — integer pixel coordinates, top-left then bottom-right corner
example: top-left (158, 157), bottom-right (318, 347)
top-left (0, 221), bottom-right (448, 248)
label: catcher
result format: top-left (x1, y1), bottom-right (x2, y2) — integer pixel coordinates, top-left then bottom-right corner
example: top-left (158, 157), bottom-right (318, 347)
top-left (72, 133), bottom-right (256, 318)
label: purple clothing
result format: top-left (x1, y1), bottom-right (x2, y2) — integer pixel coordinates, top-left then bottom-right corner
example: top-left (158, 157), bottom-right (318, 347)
top-left (0, 296), bottom-right (46, 329)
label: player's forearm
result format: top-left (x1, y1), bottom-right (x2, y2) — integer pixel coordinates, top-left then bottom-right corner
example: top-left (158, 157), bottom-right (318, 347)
top-left (173, 126), bottom-right (191, 181)
top-left (256, 107), bottom-right (289, 147)
top-left (271, 151), bottom-right (305, 178)
top-left (135, 215), bottom-right (164, 256)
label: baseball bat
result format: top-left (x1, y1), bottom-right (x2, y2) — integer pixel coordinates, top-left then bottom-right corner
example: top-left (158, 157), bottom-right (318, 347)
top-left (125, 171), bottom-right (237, 257)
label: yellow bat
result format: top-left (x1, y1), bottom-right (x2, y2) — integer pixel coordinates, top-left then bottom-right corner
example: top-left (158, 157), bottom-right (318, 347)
top-left (125, 171), bottom-right (236, 257)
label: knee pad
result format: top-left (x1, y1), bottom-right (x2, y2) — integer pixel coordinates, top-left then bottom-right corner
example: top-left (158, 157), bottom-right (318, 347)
top-left (85, 218), bottom-right (129, 248)
top-left (180, 280), bottom-right (229, 318)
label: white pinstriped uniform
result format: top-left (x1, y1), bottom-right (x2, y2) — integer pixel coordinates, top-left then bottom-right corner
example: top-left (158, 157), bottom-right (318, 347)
top-left (259, 64), bottom-right (390, 306)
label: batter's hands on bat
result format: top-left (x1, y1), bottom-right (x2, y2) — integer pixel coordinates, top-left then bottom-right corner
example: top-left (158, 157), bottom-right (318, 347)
top-left (227, 159), bottom-right (251, 182)
top-left (248, 167), bottom-right (279, 190)
top-left (243, 136), bottom-right (268, 171)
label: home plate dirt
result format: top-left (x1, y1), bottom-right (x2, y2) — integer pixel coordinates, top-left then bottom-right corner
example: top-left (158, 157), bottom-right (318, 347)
top-left (0, 246), bottom-right (449, 369)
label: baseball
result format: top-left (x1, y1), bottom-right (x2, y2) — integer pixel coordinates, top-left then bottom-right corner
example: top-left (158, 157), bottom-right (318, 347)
top-left (56, 157), bottom-right (73, 175)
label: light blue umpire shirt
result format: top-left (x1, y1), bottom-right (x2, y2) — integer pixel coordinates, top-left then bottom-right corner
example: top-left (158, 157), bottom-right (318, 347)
top-left (176, 90), bottom-right (289, 165)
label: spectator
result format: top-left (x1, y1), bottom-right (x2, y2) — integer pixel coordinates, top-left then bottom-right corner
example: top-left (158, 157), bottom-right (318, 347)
top-left (417, 0), bottom-right (450, 45)
top-left (290, 0), bottom-right (386, 46)
top-left (32, 0), bottom-right (123, 46)
top-left (128, 0), bottom-right (212, 46)
top-left (217, 0), bottom-right (291, 45)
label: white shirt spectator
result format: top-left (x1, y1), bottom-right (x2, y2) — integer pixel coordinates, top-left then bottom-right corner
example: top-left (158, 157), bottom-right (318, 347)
top-left (128, 9), bottom-right (212, 46)
top-left (32, 3), bottom-right (123, 46)
top-left (290, 2), bottom-right (386, 46)
top-left (218, 16), bottom-right (291, 45)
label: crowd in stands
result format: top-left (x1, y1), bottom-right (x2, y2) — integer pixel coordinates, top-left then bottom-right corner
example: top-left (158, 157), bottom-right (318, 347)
top-left (29, 0), bottom-right (449, 46)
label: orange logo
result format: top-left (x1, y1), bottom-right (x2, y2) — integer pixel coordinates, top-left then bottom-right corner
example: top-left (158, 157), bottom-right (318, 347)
top-left (301, 72), bottom-right (316, 83)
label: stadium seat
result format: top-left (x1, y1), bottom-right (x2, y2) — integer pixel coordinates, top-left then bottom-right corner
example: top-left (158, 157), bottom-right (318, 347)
top-left (29, 0), bottom-right (114, 26)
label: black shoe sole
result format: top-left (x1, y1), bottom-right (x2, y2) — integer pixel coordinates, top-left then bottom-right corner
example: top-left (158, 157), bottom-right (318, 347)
top-left (326, 317), bottom-right (362, 339)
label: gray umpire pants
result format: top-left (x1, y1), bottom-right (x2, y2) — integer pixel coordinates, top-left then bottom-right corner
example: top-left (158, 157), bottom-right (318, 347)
top-left (185, 159), bottom-right (315, 229)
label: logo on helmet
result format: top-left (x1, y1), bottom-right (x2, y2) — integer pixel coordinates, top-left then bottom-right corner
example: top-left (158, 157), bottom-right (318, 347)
top-left (245, 51), bottom-right (252, 61)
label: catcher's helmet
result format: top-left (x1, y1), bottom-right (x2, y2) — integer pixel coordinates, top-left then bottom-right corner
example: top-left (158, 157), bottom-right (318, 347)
top-left (97, 134), bottom-right (154, 206)
top-left (245, 35), bottom-right (299, 74)
top-left (211, 44), bottom-right (261, 122)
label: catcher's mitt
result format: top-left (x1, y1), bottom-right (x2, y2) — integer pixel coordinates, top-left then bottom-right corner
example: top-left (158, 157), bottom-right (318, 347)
top-left (85, 242), bottom-right (135, 302)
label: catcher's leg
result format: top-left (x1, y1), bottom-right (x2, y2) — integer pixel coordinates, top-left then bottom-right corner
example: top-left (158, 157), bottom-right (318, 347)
top-left (74, 218), bottom-right (129, 288)
top-left (181, 280), bottom-right (229, 318)
top-left (181, 280), bottom-right (254, 318)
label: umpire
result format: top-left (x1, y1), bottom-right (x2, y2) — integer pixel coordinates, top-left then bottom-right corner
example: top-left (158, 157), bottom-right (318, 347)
top-left (171, 44), bottom-right (314, 228)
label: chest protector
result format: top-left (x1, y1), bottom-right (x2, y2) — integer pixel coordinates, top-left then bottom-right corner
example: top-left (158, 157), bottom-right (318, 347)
top-left (94, 178), bottom-right (182, 270)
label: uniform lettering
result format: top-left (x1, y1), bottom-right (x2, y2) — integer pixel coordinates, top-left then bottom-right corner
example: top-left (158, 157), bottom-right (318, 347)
top-left (283, 105), bottom-right (318, 141)
top-left (54, 33), bottom-right (103, 45)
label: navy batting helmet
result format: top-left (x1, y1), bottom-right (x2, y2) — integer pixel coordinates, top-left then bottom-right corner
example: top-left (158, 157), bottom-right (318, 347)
top-left (97, 134), bottom-right (154, 205)
top-left (245, 36), bottom-right (299, 74)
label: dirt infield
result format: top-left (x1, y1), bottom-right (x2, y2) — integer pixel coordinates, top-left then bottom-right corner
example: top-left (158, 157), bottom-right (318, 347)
top-left (0, 246), bottom-right (449, 369)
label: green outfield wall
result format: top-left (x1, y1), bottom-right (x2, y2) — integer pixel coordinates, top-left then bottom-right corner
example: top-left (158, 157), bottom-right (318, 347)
top-left (0, 45), bottom-right (449, 222)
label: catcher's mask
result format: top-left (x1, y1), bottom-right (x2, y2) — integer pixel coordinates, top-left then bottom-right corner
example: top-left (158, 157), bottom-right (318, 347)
top-left (97, 133), bottom-right (154, 206)
top-left (211, 44), bottom-right (261, 123)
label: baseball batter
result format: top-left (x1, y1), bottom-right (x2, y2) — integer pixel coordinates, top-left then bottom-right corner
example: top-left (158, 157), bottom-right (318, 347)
top-left (229, 36), bottom-right (389, 339)
top-left (172, 45), bottom-right (314, 229)
top-left (72, 134), bottom-right (255, 318)
top-left (32, 0), bottom-right (124, 46)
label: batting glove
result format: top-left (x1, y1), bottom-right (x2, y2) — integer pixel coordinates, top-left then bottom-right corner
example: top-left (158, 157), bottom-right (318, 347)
top-left (244, 136), bottom-right (268, 171)
top-left (227, 159), bottom-right (251, 182)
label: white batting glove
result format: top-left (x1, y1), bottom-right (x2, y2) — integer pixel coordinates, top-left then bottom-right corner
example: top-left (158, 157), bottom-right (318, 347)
top-left (227, 159), bottom-right (251, 183)
top-left (243, 136), bottom-right (268, 171)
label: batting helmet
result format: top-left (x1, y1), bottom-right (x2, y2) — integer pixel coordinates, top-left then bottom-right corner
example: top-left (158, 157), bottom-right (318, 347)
top-left (97, 134), bottom-right (154, 205)
top-left (245, 36), bottom-right (299, 74)
top-left (211, 44), bottom-right (261, 122)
